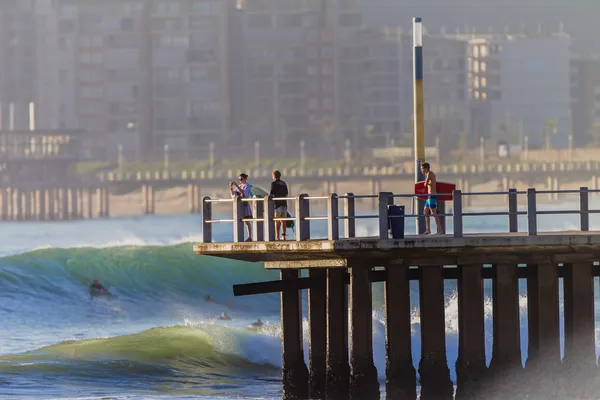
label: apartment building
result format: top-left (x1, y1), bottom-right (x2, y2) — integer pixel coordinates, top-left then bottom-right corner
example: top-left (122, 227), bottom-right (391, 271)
top-left (54, 0), bottom-right (233, 159)
top-left (337, 28), bottom-right (470, 149)
top-left (466, 33), bottom-right (573, 148)
top-left (571, 55), bottom-right (600, 146)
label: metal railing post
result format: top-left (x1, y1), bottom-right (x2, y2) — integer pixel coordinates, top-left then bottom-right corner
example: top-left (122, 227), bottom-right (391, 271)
top-left (527, 188), bottom-right (537, 236)
top-left (580, 186), bottom-right (589, 232)
top-left (344, 192), bottom-right (355, 238)
top-left (327, 193), bottom-right (339, 240)
top-left (202, 196), bottom-right (212, 243)
top-left (453, 189), bottom-right (463, 238)
top-left (508, 188), bottom-right (518, 233)
top-left (378, 192), bottom-right (390, 239)
top-left (233, 195), bottom-right (245, 242)
top-left (264, 195), bottom-right (275, 241)
top-left (255, 199), bottom-right (264, 241)
top-left (296, 193), bottom-right (310, 241)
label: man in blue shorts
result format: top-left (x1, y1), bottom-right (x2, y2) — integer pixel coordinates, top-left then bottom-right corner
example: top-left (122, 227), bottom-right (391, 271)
top-left (421, 162), bottom-right (441, 235)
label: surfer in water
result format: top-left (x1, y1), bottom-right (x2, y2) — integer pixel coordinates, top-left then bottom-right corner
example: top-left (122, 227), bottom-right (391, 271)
top-left (249, 318), bottom-right (264, 329)
top-left (89, 280), bottom-right (111, 296)
top-left (219, 312), bottom-right (232, 320)
top-left (229, 173), bottom-right (253, 242)
top-left (421, 162), bottom-right (442, 235)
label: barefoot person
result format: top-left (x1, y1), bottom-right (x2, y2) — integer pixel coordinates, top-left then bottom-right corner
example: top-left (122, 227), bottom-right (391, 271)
top-left (421, 162), bottom-right (442, 235)
top-left (229, 173), bottom-right (253, 241)
top-left (269, 170), bottom-right (289, 240)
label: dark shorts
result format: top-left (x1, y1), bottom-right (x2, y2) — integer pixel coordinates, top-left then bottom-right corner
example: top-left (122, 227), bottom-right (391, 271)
top-left (425, 196), bottom-right (437, 209)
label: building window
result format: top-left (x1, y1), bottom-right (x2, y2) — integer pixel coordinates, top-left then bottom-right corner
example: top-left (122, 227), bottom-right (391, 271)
top-left (121, 18), bottom-right (134, 32)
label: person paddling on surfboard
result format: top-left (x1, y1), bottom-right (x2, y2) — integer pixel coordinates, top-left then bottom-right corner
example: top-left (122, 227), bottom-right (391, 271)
top-left (90, 280), bottom-right (111, 296)
top-left (421, 162), bottom-right (442, 235)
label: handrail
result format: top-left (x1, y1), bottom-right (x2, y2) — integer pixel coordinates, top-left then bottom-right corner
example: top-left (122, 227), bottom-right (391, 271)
top-left (201, 186), bottom-right (597, 243)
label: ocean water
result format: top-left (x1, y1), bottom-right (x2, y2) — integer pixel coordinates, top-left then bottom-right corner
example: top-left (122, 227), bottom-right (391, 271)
top-left (1, 203), bottom-right (599, 399)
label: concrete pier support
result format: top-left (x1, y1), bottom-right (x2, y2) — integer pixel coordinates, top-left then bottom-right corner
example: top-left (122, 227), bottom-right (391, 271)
top-left (563, 262), bottom-right (596, 397)
top-left (385, 264), bottom-right (416, 400)
top-left (15, 189), bottom-right (23, 220)
top-left (308, 269), bottom-right (327, 399)
top-left (489, 263), bottom-right (522, 391)
top-left (455, 265), bottom-right (486, 399)
top-left (326, 268), bottom-right (350, 399)
top-left (61, 187), bottom-right (69, 220)
top-left (48, 188), bottom-right (56, 220)
top-left (553, 178), bottom-right (559, 201)
top-left (70, 188), bottom-right (79, 219)
top-left (143, 184), bottom-right (154, 215)
top-left (104, 187), bottom-right (110, 217)
top-left (188, 184), bottom-right (199, 213)
top-left (87, 188), bottom-right (94, 219)
top-left (24, 190), bottom-right (32, 220)
top-left (0, 188), bottom-right (7, 220)
top-left (38, 189), bottom-right (46, 221)
top-left (418, 266), bottom-right (453, 399)
top-left (97, 188), bottom-right (105, 217)
top-left (525, 262), bottom-right (560, 397)
top-left (280, 270), bottom-right (308, 399)
top-left (349, 264), bottom-right (379, 399)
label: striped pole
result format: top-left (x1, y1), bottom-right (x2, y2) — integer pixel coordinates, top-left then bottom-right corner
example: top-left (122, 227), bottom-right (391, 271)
top-left (413, 17), bottom-right (426, 234)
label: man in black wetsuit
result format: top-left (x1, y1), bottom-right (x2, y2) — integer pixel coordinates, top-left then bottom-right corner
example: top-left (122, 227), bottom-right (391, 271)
top-left (269, 170), bottom-right (289, 240)
top-left (90, 280), bottom-right (110, 295)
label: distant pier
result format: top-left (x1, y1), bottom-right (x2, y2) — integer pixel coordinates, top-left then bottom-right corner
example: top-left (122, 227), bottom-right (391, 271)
top-left (195, 188), bottom-right (600, 399)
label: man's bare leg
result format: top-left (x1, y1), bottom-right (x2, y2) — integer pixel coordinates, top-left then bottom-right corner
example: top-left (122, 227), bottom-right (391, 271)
top-left (424, 207), bottom-right (431, 234)
top-left (245, 221), bottom-right (252, 241)
top-left (431, 208), bottom-right (442, 234)
top-left (275, 221), bottom-right (281, 240)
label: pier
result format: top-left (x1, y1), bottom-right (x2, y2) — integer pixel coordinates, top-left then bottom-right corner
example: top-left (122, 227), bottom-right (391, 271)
top-left (194, 188), bottom-right (600, 399)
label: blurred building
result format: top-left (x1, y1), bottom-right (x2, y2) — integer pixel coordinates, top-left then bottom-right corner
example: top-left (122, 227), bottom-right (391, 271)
top-left (571, 55), bottom-right (600, 146)
top-left (465, 33), bottom-right (573, 148)
top-left (53, 0), bottom-right (234, 160)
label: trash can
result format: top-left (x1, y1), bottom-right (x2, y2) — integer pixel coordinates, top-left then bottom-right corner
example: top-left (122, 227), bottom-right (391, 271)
top-left (388, 205), bottom-right (405, 239)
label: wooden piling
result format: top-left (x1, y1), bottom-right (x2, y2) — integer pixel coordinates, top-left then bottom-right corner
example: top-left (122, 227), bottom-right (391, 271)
top-left (61, 187), bottom-right (69, 220)
top-left (280, 269), bottom-right (309, 399)
top-left (489, 263), bottom-right (522, 385)
top-left (525, 262), bottom-right (560, 397)
top-left (563, 262), bottom-right (596, 397)
top-left (418, 266), bottom-right (453, 400)
top-left (48, 188), bottom-right (56, 220)
top-left (0, 188), bottom-right (7, 220)
top-left (385, 264), bottom-right (416, 400)
top-left (15, 189), bottom-right (23, 221)
top-left (455, 265), bottom-right (486, 399)
top-left (326, 268), bottom-right (350, 399)
top-left (308, 269), bottom-right (327, 399)
top-left (349, 264), bottom-right (379, 399)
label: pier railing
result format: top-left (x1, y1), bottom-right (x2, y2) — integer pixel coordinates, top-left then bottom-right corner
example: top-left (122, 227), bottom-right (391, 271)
top-left (201, 186), bottom-right (598, 242)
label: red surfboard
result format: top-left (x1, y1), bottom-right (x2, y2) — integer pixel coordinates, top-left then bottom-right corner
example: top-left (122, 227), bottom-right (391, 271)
top-left (414, 181), bottom-right (455, 201)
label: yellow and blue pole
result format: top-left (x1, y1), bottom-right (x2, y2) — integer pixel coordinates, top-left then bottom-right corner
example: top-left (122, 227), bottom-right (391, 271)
top-left (413, 17), bottom-right (426, 234)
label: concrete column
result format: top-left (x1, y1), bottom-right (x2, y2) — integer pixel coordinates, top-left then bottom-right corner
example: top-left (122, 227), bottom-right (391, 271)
top-left (70, 188), bottom-right (79, 219)
top-left (61, 187), bottom-right (69, 220)
top-left (38, 189), bottom-right (46, 221)
top-left (15, 189), bottom-right (23, 221)
top-left (78, 189), bottom-right (84, 219)
top-left (418, 265), bottom-right (453, 400)
top-left (143, 184), bottom-right (150, 214)
top-left (87, 188), bottom-right (94, 219)
top-left (326, 268), bottom-right (349, 399)
top-left (24, 190), bottom-right (32, 220)
top-left (48, 188), bottom-right (56, 221)
top-left (525, 262), bottom-right (560, 396)
top-left (385, 264), bottom-right (416, 399)
top-left (546, 176), bottom-right (553, 201)
top-left (370, 180), bottom-right (381, 209)
top-left (349, 264), bottom-right (379, 399)
top-left (195, 184), bottom-right (202, 214)
top-left (455, 265), bottom-right (486, 399)
top-left (104, 187), bottom-right (110, 217)
top-left (188, 183), bottom-right (196, 213)
top-left (0, 188), bottom-right (7, 221)
top-left (97, 188), bottom-right (104, 217)
top-left (280, 269), bottom-right (309, 399)
top-left (489, 264), bottom-right (521, 376)
top-left (593, 176), bottom-right (600, 197)
top-left (553, 178), bottom-right (559, 201)
top-left (563, 262), bottom-right (596, 396)
top-left (308, 269), bottom-right (326, 399)
top-left (7, 188), bottom-right (13, 220)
